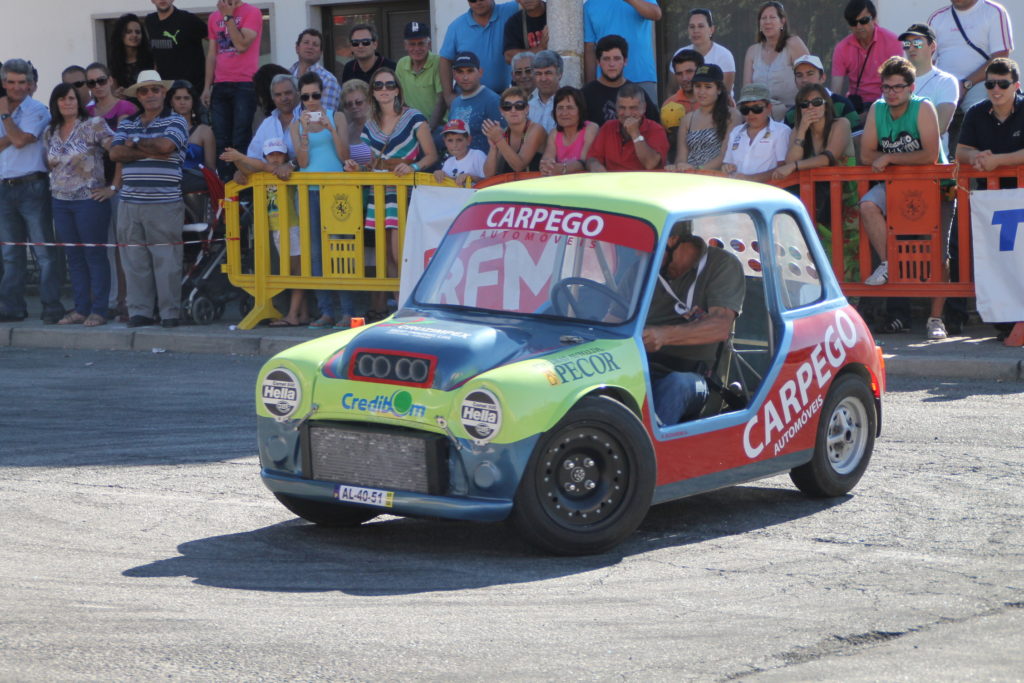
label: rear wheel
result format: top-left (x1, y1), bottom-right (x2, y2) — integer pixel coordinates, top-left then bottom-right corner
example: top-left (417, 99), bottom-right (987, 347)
top-left (274, 493), bottom-right (379, 527)
top-left (790, 374), bottom-right (876, 497)
top-left (510, 395), bottom-right (655, 555)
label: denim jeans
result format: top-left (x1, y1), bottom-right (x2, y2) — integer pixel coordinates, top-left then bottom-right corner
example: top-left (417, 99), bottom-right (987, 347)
top-left (52, 197), bottom-right (112, 318)
top-left (651, 370), bottom-right (709, 426)
top-left (309, 188), bottom-right (355, 321)
top-left (210, 81), bottom-right (256, 179)
top-left (0, 176), bottom-right (63, 317)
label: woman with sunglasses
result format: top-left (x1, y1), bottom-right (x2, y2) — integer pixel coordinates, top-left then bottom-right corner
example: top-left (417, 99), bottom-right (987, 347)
top-left (742, 1), bottom-right (808, 119)
top-left (666, 64), bottom-right (740, 173)
top-left (345, 67), bottom-right (437, 320)
top-left (539, 86), bottom-right (597, 176)
top-left (85, 63), bottom-right (138, 127)
top-left (42, 83), bottom-right (115, 327)
top-left (675, 9), bottom-right (736, 98)
top-left (291, 71), bottom-right (352, 329)
top-left (108, 13), bottom-right (154, 97)
top-left (483, 86), bottom-right (546, 176)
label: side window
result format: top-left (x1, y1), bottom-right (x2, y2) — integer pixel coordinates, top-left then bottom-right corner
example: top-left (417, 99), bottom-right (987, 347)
top-left (771, 212), bottom-right (824, 310)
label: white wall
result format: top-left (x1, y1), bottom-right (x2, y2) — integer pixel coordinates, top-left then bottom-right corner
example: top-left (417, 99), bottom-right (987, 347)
top-left (880, 0), bottom-right (1022, 60)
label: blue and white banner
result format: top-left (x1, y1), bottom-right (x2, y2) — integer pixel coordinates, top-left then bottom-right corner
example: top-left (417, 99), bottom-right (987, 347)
top-left (971, 189), bottom-right (1024, 323)
top-left (399, 186), bottom-right (477, 305)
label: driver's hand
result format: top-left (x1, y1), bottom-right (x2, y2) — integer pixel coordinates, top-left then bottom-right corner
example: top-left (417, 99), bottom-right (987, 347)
top-left (642, 326), bottom-right (664, 352)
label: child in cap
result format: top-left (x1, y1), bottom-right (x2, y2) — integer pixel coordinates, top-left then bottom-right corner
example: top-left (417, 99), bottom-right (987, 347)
top-left (433, 119), bottom-right (487, 186)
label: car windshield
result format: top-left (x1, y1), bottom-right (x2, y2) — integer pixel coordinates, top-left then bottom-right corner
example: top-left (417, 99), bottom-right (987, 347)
top-left (413, 202), bottom-right (657, 324)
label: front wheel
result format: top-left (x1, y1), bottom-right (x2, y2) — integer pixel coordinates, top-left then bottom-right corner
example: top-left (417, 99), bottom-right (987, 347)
top-left (790, 374), bottom-right (876, 497)
top-left (510, 395), bottom-right (655, 555)
top-left (274, 493), bottom-right (379, 527)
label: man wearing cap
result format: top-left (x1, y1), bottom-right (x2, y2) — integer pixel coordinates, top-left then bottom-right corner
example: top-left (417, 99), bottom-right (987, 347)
top-left (723, 83), bottom-right (791, 182)
top-left (342, 24), bottom-right (396, 85)
top-left (585, 82), bottom-right (668, 172)
top-left (396, 21), bottom-right (445, 129)
top-left (785, 55), bottom-right (860, 131)
top-left (0, 58), bottom-right (63, 324)
top-left (900, 24), bottom-right (959, 156)
top-left (642, 223), bottom-right (745, 425)
top-left (446, 51), bottom-right (502, 153)
top-left (503, 0), bottom-right (547, 63)
top-left (832, 0), bottom-right (903, 112)
top-left (290, 29), bottom-right (341, 113)
top-left (109, 70), bottom-right (189, 328)
top-left (440, 0), bottom-right (519, 103)
top-left (527, 50), bottom-right (561, 132)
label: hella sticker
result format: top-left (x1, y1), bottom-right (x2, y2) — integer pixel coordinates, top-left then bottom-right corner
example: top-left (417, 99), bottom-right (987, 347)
top-left (460, 389), bottom-right (502, 444)
top-left (261, 368), bottom-right (300, 419)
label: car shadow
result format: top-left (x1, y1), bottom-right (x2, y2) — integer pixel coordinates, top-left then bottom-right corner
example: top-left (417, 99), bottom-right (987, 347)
top-left (123, 485), bottom-right (850, 595)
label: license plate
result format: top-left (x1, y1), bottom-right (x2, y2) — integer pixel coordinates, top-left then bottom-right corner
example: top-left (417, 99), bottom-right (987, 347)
top-left (334, 484), bottom-right (394, 508)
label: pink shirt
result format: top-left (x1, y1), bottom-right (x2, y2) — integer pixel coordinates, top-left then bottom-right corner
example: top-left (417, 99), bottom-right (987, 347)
top-left (831, 25), bottom-right (903, 103)
top-left (208, 3), bottom-right (262, 83)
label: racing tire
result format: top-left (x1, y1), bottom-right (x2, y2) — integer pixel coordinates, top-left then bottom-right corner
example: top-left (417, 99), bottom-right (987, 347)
top-left (510, 395), bottom-right (656, 555)
top-left (790, 374), bottom-right (876, 497)
top-left (274, 493), bottom-right (379, 527)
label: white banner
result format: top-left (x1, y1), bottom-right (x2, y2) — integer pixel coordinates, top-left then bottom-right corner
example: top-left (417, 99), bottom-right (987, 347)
top-left (971, 189), bottom-right (1024, 323)
top-left (399, 186), bottom-right (477, 305)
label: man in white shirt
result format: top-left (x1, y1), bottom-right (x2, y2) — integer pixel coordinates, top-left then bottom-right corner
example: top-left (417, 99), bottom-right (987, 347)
top-left (928, 0), bottom-right (1013, 111)
top-left (900, 24), bottom-right (959, 156)
top-left (722, 84), bottom-right (790, 182)
top-left (527, 50), bottom-right (561, 132)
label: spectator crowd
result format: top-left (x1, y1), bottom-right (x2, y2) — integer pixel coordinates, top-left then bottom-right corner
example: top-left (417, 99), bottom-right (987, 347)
top-left (0, 0), bottom-right (1017, 338)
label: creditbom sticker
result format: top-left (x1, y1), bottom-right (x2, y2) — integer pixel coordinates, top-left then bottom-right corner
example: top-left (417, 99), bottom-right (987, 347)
top-left (261, 368), bottom-right (301, 420)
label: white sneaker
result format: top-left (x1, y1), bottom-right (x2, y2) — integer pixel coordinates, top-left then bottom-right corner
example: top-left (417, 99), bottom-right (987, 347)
top-left (926, 317), bottom-right (948, 340)
top-left (865, 261), bottom-right (888, 286)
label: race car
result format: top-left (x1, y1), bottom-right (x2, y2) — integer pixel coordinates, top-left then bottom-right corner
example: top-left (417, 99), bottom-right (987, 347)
top-left (255, 173), bottom-right (885, 555)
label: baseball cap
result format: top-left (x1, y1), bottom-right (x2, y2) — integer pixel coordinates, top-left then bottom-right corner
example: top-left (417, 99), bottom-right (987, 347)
top-left (442, 119), bottom-right (469, 135)
top-left (404, 21), bottom-right (429, 39)
top-left (899, 23), bottom-right (936, 43)
top-left (738, 83), bottom-right (771, 104)
top-left (691, 64), bottom-right (724, 84)
top-left (793, 55), bottom-right (825, 73)
top-left (262, 138), bottom-right (287, 156)
top-left (453, 51), bottom-right (480, 69)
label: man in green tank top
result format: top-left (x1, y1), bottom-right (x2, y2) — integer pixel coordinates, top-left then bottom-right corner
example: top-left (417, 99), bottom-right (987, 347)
top-left (859, 56), bottom-right (942, 288)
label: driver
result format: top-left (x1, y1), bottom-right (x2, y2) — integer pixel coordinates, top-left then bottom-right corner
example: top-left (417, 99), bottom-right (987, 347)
top-left (642, 222), bottom-right (744, 425)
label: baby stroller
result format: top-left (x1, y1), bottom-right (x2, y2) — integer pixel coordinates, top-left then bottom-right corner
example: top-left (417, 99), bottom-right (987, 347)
top-left (180, 166), bottom-right (249, 324)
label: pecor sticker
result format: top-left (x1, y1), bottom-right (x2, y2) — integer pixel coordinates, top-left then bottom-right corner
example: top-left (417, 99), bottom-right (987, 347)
top-left (460, 389), bottom-right (502, 444)
top-left (261, 368), bottom-right (301, 419)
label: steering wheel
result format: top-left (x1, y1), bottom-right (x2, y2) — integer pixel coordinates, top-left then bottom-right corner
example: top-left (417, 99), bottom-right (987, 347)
top-left (550, 277), bottom-right (630, 320)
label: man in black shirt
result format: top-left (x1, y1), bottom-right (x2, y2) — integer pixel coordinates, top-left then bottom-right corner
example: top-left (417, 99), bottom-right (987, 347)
top-left (146, 0), bottom-right (207, 92)
top-left (341, 24), bottom-right (396, 84)
top-left (581, 34), bottom-right (659, 126)
top-left (503, 0), bottom-right (547, 64)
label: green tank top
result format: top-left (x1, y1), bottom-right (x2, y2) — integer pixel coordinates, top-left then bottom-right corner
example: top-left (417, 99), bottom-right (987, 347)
top-left (874, 95), bottom-right (945, 163)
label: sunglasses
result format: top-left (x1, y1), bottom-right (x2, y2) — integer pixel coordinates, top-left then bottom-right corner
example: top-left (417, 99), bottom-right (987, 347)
top-left (513, 68), bottom-right (533, 76)
top-left (86, 77), bottom-right (110, 88)
top-left (902, 38), bottom-right (926, 49)
top-left (739, 104), bottom-right (765, 115)
top-left (135, 86), bottom-right (163, 96)
top-left (799, 97), bottom-right (826, 108)
top-left (350, 38), bottom-right (374, 47)
top-left (372, 80), bottom-right (398, 91)
top-left (501, 100), bottom-right (528, 111)
top-left (985, 79), bottom-right (1014, 90)
top-left (880, 83), bottom-right (910, 93)
top-left (848, 15), bottom-right (872, 26)
top-left (300, 92), bottom-right (322, 101)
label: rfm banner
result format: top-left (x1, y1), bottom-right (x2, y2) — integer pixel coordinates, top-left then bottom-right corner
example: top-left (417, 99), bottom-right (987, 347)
top-left (971, 189), bottom-right (1024, 323)
top-left (399, 186), bottom-right (477, 304)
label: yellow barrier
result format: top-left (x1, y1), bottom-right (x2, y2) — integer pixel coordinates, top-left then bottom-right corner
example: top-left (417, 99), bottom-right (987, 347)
top-left (223, 171), bottom-right (462, 330)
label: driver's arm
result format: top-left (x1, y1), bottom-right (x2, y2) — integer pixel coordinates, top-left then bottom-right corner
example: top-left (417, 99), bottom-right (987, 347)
top-left (642, 306), bottom-right (736, 351)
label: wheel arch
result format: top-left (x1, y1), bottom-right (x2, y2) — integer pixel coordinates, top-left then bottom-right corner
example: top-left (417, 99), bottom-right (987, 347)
top-left (835, 363), bottom-right (882, 436)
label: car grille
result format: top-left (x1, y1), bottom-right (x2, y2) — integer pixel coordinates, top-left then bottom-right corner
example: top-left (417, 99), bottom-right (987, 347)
top-left (302, 421), bottom-right (449, 495)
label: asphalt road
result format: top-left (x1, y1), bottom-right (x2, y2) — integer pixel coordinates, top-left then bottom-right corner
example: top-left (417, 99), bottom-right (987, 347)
top-left (1, 348), bottom-right (1022, 681)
